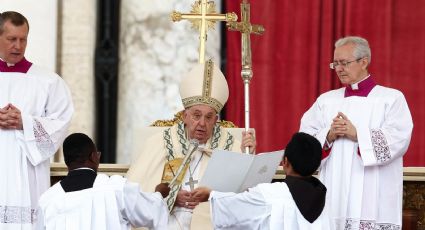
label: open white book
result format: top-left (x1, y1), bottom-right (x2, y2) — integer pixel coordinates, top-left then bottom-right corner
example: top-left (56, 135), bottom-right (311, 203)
top-left (199, 149), bottom-right (284, 193)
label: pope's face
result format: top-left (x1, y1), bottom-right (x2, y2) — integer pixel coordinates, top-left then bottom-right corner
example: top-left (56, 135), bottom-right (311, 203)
top-left (0, 20), bottom-right (28, 64)
top-left (333, 44), bottom-right (369, 85)
top-left (183, 105), bottom-right (218, 144)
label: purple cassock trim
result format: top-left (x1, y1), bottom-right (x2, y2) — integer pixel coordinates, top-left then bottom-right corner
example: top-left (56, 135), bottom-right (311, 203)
top-left (344, 76), bottom-right (376, 97)
top-left (0, 57), bottom-right (32, 73)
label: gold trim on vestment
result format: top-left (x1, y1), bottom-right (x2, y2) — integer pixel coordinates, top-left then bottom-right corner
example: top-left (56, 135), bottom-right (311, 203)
top-left (181, 60), bottom-right (225, 112)
top-left (150, 111), bottom-right (237, 128)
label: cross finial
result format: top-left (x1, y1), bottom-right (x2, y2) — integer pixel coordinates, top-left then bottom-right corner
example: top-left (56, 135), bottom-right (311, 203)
top-left (227, 1), bottom-right (265, 82)
top-left (227, 0), bottom-right (265, 154)
top-left (171, 0), bottom-right (237, 63)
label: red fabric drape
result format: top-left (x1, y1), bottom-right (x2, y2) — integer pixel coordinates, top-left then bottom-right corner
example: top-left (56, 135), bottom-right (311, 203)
top-left (225, 0), bottom-right (425, 166)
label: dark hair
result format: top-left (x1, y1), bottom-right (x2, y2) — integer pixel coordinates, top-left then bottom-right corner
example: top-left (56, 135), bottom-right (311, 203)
top-left (0, 11), bottom-right (29, 35)
top-left (284, 132), bottom-right (322, 176)
top-left (63, 133), bottom-right (96, 166)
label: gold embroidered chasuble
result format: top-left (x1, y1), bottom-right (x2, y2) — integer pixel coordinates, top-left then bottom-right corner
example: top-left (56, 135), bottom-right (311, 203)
top-left (127, 121), bottom-right (241, 229)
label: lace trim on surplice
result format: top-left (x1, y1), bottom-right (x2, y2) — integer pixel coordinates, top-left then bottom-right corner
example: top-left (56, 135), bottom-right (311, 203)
top-left (370, 129), bottom-right (391, 163)
top-left (344, 218), bottom-right (400, 230)
top-left (0, 205), bottom-right (36, 224)
top-left (33, 119), bottom-right (55, 158)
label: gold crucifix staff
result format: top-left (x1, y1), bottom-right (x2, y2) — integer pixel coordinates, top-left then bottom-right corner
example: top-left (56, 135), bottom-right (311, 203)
top-left (227, 0), bottom-right (265, 154)
top-left (171, 0), bottom-right (237, 63)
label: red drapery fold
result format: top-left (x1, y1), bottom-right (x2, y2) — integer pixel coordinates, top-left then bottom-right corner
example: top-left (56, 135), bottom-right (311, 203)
top-left (225, 0), bottom-right (425, 166)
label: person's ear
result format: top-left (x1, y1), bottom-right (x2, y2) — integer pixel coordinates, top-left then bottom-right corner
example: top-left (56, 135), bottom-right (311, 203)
top-left (89, 151), bottom-right (98, 163)
top-left (182, 110), bottom-right (190, 123)
top-left (213, 114), bottom-right (218, 123)
top-left (361, 57), bottom-right (369, 70)
top-left (282, 156), bottom-right (293, 175)
top-left (282, 156), bottom-right (289, 167)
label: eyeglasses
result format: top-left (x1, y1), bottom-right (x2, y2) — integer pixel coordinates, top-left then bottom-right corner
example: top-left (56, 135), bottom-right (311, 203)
top-left (330, 57), bottom-right (363, 70)
top-left (96, 151), bottom-right (101, 157)
top-left (190, 113), bottom-right (217, 124)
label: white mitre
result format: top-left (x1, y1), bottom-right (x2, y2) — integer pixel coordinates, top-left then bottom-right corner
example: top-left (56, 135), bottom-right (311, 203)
top-left (179, 60), bottom-right (229, 112)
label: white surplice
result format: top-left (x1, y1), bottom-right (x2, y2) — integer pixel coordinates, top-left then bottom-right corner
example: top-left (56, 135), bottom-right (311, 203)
top-left (209, 182), bottom-right (330, 230)
top-left (0, 66), bottom-right (73, 229)
top-left (300, 85), bottom-right (413, 229)
top-left (36, 174), bottom-right (169, 230)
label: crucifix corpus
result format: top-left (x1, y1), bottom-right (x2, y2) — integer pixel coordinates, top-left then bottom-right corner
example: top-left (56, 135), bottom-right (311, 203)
top-left (171, 0), bottom-right (237, 63)
top-left (227, 0), bottom-right (265, 154)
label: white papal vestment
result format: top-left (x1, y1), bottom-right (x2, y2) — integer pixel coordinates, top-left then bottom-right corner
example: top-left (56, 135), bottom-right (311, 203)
top-left (127, 122), bottom-right (241, 230)
top-left (36, 174), bottom-right (169, 230)
top-left (300, 85), bottom-right (413, 229)
top-left (0, 66), bottom-right (73, 229)
top-left (210, 182), bottom-right (330, 230)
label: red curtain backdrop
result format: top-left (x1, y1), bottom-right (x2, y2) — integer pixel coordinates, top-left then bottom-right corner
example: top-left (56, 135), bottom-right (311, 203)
top-left (224, 0), bottom-right (425, 166)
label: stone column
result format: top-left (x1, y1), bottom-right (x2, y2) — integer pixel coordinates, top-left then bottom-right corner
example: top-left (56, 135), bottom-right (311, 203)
top-left (118, 0), bottom-right (222, 163)
top-left (59, 0), bottom-right (97, 140)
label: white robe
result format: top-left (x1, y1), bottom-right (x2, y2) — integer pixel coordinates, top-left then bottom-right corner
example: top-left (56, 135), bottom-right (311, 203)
top-left (0, 65), bottom-right (73, 229)
top-left (300, 85), bottom-right (413, 229)
top-left (210, 182), bottom-right (330, 230)
top-left (36, 174), bottom-right (169, 230)
top-left (127, 122), bottom-right (241, 230)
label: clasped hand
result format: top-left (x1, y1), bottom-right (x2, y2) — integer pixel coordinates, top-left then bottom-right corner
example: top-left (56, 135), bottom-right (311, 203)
top-left (0, 103), bottom-right (23, 130)
top-left (175, 187), bottom-right (211, 209)
top-left (327, 112), bottom-right (357, 142)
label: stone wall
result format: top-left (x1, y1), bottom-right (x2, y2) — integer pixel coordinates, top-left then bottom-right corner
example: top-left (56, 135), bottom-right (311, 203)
top-left (59, 0), bottom-right (96, 138)
top-left (117, 0), bottom-right (222, 163)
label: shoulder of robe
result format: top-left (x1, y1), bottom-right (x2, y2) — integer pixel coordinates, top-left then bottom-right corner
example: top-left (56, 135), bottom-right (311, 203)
top-left (28, 64), bottom-right (64, 83)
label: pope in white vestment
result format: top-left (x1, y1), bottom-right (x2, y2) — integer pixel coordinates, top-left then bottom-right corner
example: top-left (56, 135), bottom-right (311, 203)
top-left (127, 60), bottom-right (256, 230)
top-left (128, 121), bottom-right (242, 230)
top-left (0, 11), bottom-right (74, 229)
top-left (300, 36), bottom-right (413, 229)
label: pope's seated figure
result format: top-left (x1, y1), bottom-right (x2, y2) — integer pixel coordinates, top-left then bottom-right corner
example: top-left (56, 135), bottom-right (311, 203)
top-left (127, 60), bottom-right (256, 230)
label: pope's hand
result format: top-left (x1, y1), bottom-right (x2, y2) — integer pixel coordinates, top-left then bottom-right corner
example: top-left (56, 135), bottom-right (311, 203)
top-left (241, 130), bottom-right (256, 154)
top-left (191, 187), bottom-right (212, 203)
top-left (176, 190), bottom-right (199, 209)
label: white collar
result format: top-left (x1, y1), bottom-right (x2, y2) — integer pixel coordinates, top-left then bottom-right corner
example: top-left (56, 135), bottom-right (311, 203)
top-left (350, 74), bottom-right (370, 90)
top-left (0, 57), bottom-right (15, 67)
top-left (71, 167), bottom-right (95, 172)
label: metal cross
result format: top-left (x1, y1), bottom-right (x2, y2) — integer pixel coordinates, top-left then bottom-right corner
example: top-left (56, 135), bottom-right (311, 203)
top-left (185, 176), bottom-right (199, 191)
top-left (227, 0), bottom-right (265, 154)
top-left (171, 0), bottom-right (237, 63)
